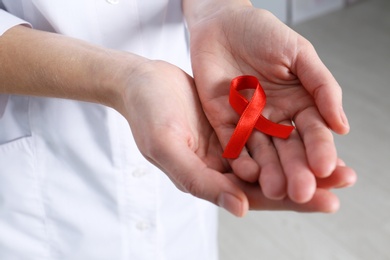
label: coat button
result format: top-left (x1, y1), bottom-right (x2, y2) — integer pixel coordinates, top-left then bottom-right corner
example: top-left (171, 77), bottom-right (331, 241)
top-left (106, 0), bottom-right (119, 4)
top-left (132, 168), bottom-right (147, 178)
top-left (136, 221), bottom-right (151, 231)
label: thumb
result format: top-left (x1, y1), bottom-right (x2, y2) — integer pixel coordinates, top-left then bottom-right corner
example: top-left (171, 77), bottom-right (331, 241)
top-left (148, 137), bottom-right (249, 217)
top-left (294, 40), bottom-right (350, 135)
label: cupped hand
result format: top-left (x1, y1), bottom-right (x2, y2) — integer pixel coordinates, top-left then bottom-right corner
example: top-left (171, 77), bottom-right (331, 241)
top-left (188, 5), bottom-right (353, 203)
top-left (117, 59), bottom-right (355, 217)
top-left (119, 59), bottom-right (249, 215)
top-left (228, 159), bottom-right (356, 212)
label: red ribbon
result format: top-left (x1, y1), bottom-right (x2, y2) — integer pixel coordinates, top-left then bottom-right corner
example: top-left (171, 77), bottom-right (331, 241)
top-left (222, 75), bottom-right (294, 159)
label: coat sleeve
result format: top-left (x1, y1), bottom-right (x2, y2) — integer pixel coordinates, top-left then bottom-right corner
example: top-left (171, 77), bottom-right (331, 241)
top-left (0, 3), bottom-right (32, 118)
top-left (0, 8), bottom-right (31, 36)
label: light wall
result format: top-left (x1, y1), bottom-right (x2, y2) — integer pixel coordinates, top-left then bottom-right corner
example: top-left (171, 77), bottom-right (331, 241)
top-left (251, 0), bottom-right (346, 24)
top-left (250, 0), bottom-right (288, 22)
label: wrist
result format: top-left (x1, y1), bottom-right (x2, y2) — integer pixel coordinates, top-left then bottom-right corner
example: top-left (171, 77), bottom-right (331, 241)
top-left (93, 51), bottom-right (149, 115)
top-left (183, 0), bottom-right (252, 31)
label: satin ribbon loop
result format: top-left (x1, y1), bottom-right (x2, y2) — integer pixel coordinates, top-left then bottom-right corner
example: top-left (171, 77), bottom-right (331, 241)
top-left (222, 75), bottom-right (294, 159)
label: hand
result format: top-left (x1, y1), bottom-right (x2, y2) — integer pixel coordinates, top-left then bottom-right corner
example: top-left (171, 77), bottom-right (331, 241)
top-left (118, 60), bottom-right (355, 216)
top-left (186, 4), bottom-right (354, 203)
top-left (227, 159), bottom-right (356, 212)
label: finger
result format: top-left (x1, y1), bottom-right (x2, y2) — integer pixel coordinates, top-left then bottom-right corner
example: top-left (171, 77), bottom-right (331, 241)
top-left (267, 189), bottom-right (340, 213)
top-left (247, 131), bottom-right (287, 200)
top-left (226, 174), bottom-right (340, 213)
top-left (273, 123), bottom-right (316, 204)
top-left (294, 106), bottom-right (338, 178)
top-left (216, 123), bottom-right (260, 183)
top-left (316, 164), bottom-right (357, 189)
top-left (294, 40), bottom-right (349, 135)
top-left (337, 158), bottom-right (346, 167)
top-left (149, 133), bottom-right (249, 217)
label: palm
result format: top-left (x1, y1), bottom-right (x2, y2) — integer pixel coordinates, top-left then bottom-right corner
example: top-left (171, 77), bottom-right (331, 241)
top-left (191, 8), bottom-right (316, 124)
top-left (123, 61), bottom-right (226, 173)
top-left (189, 7), bottom-right (348, 202)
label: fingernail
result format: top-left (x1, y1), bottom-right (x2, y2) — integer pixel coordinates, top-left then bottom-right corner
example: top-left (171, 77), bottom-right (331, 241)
top-left (340, 107), bottom-right (350, 131)
top-left (218, 193), bottom-right (243, 217)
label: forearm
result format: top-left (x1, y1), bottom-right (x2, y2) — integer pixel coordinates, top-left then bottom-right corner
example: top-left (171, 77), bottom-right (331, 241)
top-left (182, 0), bottom-right (252, 30)
top-left (0, 25), bottom-right (146, 111)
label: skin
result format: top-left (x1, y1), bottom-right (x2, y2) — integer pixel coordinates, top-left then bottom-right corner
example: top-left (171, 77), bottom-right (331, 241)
top-left (183, 0), bottom-right (355, 210)
top-left (0, 1), bottom-right (356, 217)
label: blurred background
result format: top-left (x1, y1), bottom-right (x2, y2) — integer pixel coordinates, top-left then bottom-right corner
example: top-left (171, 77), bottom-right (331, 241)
top-left (218, 0), bottom-right (390, 259)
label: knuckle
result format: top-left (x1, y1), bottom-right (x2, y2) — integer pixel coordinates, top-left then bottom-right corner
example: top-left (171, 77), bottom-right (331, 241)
top-left (182, 175), bottom-right (204, 199)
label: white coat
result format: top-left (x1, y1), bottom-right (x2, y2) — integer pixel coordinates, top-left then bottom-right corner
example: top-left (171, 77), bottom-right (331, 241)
top-left (0, 1), bottom-right (218, 259)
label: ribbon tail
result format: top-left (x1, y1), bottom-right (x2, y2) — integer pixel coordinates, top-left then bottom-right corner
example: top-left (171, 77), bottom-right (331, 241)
top-left (255, 116), bottom-right (294, 139)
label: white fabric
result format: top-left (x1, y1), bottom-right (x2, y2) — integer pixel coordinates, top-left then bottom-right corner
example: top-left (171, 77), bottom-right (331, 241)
top-left (0, 1), bottom-right (218, 260)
